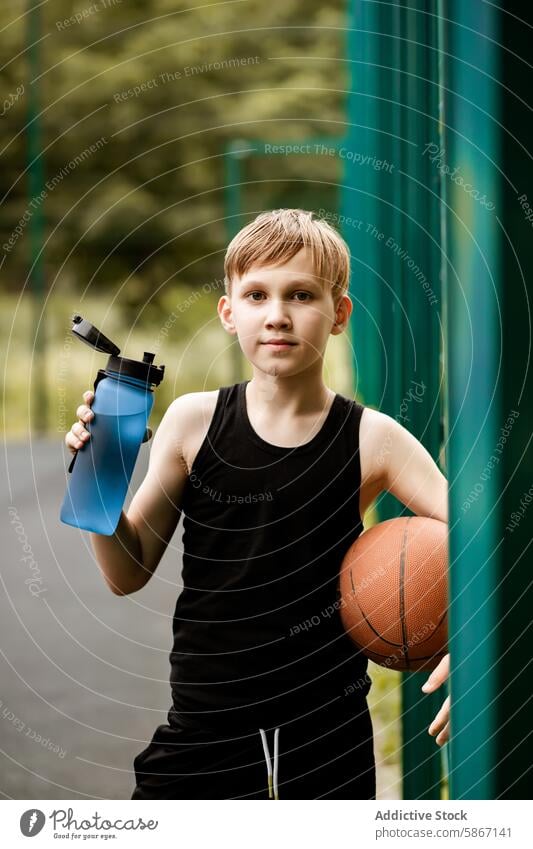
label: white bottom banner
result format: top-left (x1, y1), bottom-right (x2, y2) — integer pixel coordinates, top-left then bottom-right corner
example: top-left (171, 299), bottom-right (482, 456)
top-left (3, 799), bottom-right (529, 848)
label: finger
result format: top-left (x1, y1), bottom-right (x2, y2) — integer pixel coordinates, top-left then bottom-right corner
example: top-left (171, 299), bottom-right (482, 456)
top-left (435, 722), bottom-right (450, 746)
top-left (76, 406), bottom-right (94, 424)
top-left (74, 421), bottom-right (91, 440)
top-left (66, 430), bottom-right (85, 452)
top-left (421, 652), bottom-right (450, 692)
top-left (78, 390), bottom-right (94, 416)
top-left (428, 695), bottom-right (450, 736)
top-left (65, 432), bottom-right (79, 453)
top-left (69, 423), bottom-right (91, 448)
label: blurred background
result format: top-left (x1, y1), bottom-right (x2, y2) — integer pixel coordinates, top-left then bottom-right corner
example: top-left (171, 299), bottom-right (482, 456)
top-left (1, 0), bottom-right (401, 801)
top-left (1, 0), bottom-right (356, 436)
top-left (2, 0), bottom-right (531, 803)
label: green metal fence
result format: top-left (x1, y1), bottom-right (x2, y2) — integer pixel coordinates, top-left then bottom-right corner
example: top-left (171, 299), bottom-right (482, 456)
top-left (444, 0), bottom-right (533, 800)
top-left (223, 0), bottom-right (533, 801)
top-left (343, 0), bottom-right (446, 800)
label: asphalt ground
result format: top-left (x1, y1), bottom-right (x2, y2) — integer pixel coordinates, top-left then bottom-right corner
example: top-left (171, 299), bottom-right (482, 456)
top-left (1, 438), bottom-right (180, 800)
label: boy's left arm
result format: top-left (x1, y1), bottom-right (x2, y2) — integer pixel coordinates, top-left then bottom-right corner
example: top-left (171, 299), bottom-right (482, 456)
top-left (379, 412), bottom-right (450, 747)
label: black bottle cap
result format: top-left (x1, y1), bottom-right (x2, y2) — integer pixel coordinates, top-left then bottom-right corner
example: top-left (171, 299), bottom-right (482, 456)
top-left (71, 315), bottom-right (121, 356)
top-left (70, 316), bottom-right (165, 387)
top-left (105, 354), bottom-right (165, 387)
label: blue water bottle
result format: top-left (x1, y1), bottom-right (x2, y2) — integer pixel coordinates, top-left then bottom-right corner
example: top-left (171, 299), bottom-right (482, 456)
top-left (60, 315), bottom-right (165, 535)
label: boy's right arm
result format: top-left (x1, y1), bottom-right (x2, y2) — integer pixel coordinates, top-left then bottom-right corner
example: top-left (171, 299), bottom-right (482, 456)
top-left (66, 391), bottom-right (191, 595)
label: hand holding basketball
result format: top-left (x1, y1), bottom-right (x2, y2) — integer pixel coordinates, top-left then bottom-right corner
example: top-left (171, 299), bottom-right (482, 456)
top-left (422, 652), bottom-right (451, 746)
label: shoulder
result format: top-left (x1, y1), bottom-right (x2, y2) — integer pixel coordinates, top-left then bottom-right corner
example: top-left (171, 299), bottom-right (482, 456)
top-left (358, 405), bottom-right (431, 485)
top-left (164, 388), bottom-right (221, 474)
top-left (165, 389), bottom-right (220, 441)
top-left (358, 404), bottom-right (395, 487)
top-left (167, 388), bottom-right (220, 422)
top-left (359, 405), bottom-right (392, 444)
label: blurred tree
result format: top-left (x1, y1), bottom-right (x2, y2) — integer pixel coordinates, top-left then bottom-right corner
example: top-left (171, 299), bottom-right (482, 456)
top-left (0, 0), bottom-right (347, 322)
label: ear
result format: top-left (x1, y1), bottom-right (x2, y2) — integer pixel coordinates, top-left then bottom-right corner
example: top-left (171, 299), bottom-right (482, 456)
top-left (331, 294), bottom-right (353, 335)
top-left (217, 295), bottom-right (238, 335)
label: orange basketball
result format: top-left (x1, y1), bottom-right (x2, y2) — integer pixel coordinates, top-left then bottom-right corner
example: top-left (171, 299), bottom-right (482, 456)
top-left (338, 516), bottom-right (448, 671)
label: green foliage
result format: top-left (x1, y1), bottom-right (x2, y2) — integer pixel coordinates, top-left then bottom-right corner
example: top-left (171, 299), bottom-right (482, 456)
top-left (1, 0), bottom-right (347, 316)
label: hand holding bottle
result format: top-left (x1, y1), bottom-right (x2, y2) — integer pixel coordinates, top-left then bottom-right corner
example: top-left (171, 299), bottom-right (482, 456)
top-left (65, 390), bottom-right (152, 457)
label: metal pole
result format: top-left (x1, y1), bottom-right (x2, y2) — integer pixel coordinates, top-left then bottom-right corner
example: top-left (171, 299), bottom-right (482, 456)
top-left (445, 0), bottom-right (533, 799)
top-left (224, 141), bottom-right (248, 383)
top-left (27, 1), bottom-right (47, 433)
top-left (398, 0), bottom-right (444, 800)
top-left (343, 0), bottom-right (444, 799)
top-left (342, 0), bottom-right (383, 409)
top-left (444, 0), bottom-right (500, 800)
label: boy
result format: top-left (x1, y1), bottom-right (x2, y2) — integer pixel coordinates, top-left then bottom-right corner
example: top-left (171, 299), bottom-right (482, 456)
top-left (65, 209), bottom-right (450, 799)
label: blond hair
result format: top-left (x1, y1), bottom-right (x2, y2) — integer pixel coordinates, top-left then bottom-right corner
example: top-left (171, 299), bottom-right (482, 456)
top-left (224, 208), bottom-right (350, 304)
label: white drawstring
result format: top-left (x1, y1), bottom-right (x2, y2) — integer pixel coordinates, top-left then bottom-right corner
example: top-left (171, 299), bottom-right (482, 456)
top-left (259, 727), bottom-right (280, 799)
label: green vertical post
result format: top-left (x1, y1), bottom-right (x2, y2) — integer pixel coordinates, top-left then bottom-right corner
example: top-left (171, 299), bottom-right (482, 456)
top-left (445, 1), bottom-right (533, 799)
top-left (444, 1), bottom-right (499, 800)
top-left (495, 1), bottom-right (533, 800)
top-left (342, 0), bottom-right (383, 409)
top-left (437, 0), bottom-right (450, 788)
top-left (437, 0), bottom-right (449, 479)
top-left (224, 141), bottom-right (249, 382)
top-left (343, 0), bottom-right (445, 798)
top-left (397, 0), bottom-right (445, 801)
top-left (27, 1), bottom-right (47, 433)
top-left (378, 0), bottom-right (404, 427)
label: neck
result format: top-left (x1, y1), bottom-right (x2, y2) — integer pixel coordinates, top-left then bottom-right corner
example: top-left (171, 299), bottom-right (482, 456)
top-left (247, 364), bottom-right (333, 415)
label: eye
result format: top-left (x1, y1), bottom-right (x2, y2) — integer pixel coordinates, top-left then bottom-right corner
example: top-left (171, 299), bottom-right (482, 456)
top-left (244, 291), bottom-right (313, 302)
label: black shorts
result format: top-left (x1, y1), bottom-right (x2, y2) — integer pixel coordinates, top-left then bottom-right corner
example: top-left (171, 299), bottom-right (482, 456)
top-left (131, 695), bottom-right (376, 800)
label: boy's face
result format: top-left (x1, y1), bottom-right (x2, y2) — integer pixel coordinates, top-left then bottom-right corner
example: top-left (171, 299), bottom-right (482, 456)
top-left (218, 247), bottom-right (352, 377)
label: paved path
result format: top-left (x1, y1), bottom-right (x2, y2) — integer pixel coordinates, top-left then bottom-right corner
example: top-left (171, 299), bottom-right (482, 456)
top-left (1, 439), bottom-right (180, 800)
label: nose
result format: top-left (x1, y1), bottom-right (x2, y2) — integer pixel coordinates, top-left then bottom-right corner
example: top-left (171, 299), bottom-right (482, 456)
top-left (264, 298), bottom-right (292, 330)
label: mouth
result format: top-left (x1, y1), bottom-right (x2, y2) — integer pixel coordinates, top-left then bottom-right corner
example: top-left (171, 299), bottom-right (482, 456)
top-left (262, 340), bottom-right (297, 347)
top-left (261, 341), bottom-right (297, 351)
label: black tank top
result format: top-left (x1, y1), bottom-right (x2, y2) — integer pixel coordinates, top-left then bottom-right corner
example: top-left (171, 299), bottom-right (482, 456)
top-left (169, 380), bottom-right (371, 732)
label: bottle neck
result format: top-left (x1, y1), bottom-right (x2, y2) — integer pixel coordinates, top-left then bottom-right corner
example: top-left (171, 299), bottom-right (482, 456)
top-left (105, 370), bottom-right (154, 391)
